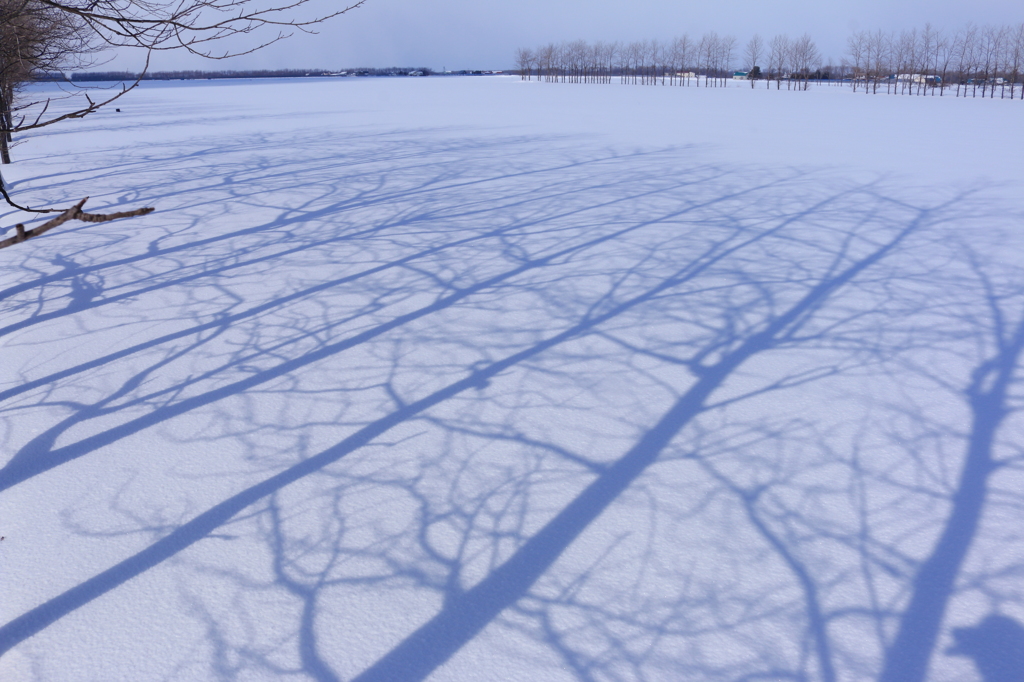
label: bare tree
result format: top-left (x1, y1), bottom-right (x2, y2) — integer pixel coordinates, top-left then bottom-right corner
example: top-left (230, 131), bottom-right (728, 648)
top-left (988, 26), bottom-right (1009, 98)
top-left (847, 31), bottom-right (867, 92)
top-left (653, 38), bottom-right (667, 85)
top-left (917, 24), bottom-right (937, 95)
top-left (622, 41), bottom-right (636, 84)
top-left (642, 39), bottom-right (656, 85)
top-left (643, 39), bottom-right (656, 85)
top-left (6, 0), bottom-right (364, 138)
top-left (515, 47), bottom-right (534, 80)
top-left (950, 25), bottom-right (966, 95)
top-left (698, 32), bottom-right (719, 87)
top-left (1010, 23), bottom-right (1024, 99)
top-left (768, 34), bottom-right (789, 90)
top-left (933, 28), bottom-right (955, 96)
top-left (744, 34), bottom-right (763, 88)
top-left (0, 0), bottom-right (97, 167)
top-left (1, 0), bottom-right (366, 246)
top-left (537, 43), bottom-right (555, 82)
top-left (591, 41), bottom-right (611, 83)
top-left (673, 34), bottom-right (693, 86)
top-left (790, 33), bottom-right (819, 90)
top-left (891, 29), bottom-right (913, 95)
top-left (604, 41), bottom-right (620, 84)
top-left (718, 35), bottom-right (737, 86)
top-left (865, 29), bottom-right (890, 94)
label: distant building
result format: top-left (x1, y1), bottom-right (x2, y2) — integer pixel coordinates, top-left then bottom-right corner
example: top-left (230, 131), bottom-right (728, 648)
top-left (733, 71), bottom-right (749, 80)
top-left (894, 73), bottom-right (942, 85)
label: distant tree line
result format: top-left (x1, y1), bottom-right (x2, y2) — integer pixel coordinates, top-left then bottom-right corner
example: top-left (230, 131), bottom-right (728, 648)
top-left (61, 67), bottom-right (434, 82)
top-left (64, 69), bottom-right (330, 81)
top-left (516, 22), bottom-right (1024, 99)
top-left (845, 24), bottom-right (1023, 98)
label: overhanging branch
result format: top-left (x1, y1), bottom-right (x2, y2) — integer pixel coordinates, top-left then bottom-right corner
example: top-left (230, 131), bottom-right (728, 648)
top-left (0, 197), bottom-right (154, 249)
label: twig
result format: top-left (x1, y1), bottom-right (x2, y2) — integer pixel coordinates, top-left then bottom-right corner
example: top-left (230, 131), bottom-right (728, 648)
top-left (0, 182), bottom-right (62, 213)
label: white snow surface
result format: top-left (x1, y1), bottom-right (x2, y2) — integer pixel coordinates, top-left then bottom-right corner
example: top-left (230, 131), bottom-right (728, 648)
top-left (2, 76), bottom-right (1024, 681)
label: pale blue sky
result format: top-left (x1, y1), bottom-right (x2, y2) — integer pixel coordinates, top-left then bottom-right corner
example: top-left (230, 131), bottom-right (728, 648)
top-left (112, 0), bottom-right (1023, 72)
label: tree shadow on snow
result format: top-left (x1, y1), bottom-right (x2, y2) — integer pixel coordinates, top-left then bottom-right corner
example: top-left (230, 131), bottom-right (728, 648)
top-left (1, 126), bottom-right (1023, 682)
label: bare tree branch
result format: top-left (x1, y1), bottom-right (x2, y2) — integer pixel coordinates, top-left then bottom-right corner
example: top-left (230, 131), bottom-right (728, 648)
top-left (0, 197), bottom-right (154, 249)
top-left (0, 0), bottom-right (366, 224)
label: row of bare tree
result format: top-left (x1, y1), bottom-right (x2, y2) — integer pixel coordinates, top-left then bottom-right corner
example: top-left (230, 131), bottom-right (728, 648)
top-left (847, 24), bottom-right (1024, 98)
top-left (515, 23), bottom-right (1024, 99)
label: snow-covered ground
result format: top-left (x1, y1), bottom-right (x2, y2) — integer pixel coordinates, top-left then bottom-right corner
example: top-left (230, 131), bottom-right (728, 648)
top-left (2, 76), bottom-right (1023, 681)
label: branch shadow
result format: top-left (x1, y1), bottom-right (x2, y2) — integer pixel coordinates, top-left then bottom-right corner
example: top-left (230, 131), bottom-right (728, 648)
top-left (2, 109), bottom-right (1023, 682)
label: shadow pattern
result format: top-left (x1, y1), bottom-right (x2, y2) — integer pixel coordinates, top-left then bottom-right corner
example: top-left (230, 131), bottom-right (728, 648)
top-left (2, 113), bottom-right (1023, 682)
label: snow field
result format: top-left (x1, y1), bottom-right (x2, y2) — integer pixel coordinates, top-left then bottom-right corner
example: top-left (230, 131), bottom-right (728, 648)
top-left (1, 76), bottom-right (1023, 681)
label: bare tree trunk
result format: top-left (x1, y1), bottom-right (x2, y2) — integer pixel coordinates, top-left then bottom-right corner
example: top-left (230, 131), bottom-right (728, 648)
top-left (0, 87), bottom-right (12, 165)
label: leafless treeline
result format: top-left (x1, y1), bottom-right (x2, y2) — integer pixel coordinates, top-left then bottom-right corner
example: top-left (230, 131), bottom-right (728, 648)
top-left (516, 22), bottom-right (1024, 100)
top-left (516, 35), bottom-right (747, 88)
top-left (846, 23), bottom-right (1024, 98)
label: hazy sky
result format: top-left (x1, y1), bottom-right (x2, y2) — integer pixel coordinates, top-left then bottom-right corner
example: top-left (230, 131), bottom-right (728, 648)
top-left (119, 0), bottom-right (1022, 72)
